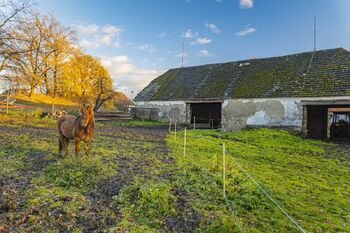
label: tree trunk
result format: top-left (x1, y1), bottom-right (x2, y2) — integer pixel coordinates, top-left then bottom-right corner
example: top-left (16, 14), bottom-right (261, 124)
top-left (53, 69), bottom-right (57, 97)
top-left (29, 82), bottom-right (35, 97)
top-left (44, 72), bottom-right (51, 95)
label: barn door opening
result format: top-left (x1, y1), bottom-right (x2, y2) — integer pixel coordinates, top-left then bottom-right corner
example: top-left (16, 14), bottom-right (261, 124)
top-left (306, 106), bottom-right (328, 139)
top-left (190, 102), bottom-right (221, 129)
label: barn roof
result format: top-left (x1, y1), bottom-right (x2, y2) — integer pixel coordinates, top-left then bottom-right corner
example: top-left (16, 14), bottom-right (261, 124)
top-left (134, 48), bottom-right (350, 101)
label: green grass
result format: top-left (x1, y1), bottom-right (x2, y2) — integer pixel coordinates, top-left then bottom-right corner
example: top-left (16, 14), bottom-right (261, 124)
top-left (37, 157), bottom-right (116, 192)
top-left (1, 113), bottom-right (349, 232)
top-left (167, 128), bottom-right (350, 232)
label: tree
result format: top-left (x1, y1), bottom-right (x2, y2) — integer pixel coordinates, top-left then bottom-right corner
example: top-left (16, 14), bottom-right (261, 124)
top-left (42, 15), bottom-right (76, 96)
top-left (0, 0), bottom-right (33, 73)
top-left (60, 54), bottom-right (115, 111)
top-left (93, 72), bottom-right (115, 112)
top-left (7, 13), bottom-right (73, 96)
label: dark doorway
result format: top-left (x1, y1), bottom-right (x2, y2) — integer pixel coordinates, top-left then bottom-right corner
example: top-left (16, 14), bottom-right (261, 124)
top-left (306, 106), bottom-right (328, 139)
top-left (329, 109), bottom-right (350, 140)
top-left (190, 102), bottom-right (221, 128)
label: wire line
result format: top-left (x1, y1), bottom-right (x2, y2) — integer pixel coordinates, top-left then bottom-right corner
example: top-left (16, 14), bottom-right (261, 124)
top-left (226, 154), bottom-right (306, 233)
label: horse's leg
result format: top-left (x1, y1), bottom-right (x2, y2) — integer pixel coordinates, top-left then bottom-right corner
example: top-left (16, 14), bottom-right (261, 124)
top-left (75, 139), bottom-right (81, 157)
top-left (65, 138), bottom-right (70, 157)
top-left (84, 140), bottom-right (91, 156)
top-left (58, 137), bottom-right (63, 157)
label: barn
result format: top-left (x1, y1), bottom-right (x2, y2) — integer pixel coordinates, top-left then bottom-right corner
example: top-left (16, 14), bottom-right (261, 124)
top-left (134, 48), bottom-right (350, 139)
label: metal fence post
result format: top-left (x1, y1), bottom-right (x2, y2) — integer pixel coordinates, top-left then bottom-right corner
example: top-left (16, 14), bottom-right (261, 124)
top-left (183, 127), bottom-right (187, 157)
top-left (223, 142), bottom-right (226, 199)
top-left (193, 116), bottom-right (196, 130)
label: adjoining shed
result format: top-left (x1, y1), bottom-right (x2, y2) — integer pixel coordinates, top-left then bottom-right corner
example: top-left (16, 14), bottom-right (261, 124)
top-left (134, 48), bottom-right (350, 139)
top-left (301, 100), bottom-right (350, 139)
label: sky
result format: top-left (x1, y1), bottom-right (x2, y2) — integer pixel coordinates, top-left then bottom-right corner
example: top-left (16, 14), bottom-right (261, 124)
top-left (36, 0), bottom-right (350, 98)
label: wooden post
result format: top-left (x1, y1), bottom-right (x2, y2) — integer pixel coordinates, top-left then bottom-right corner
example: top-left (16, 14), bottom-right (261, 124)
top-left (174, 122), bottom-right (177, 140)
top-left (52, 97), bottom-right (55, 112)
top-left (223, 142), bottom-right (226, 199)
top-left (183, 127), bottom-right (187, 157)
top-left (302, 106), bottom-right (308, 137)
top-left (193, 116), bottom-right (196, 130)
top-left (211, 119), bottom-right (214, 129)
top-left (6, 91), bottom-right (9, 114)
top-left (168, 120), bottom-right (172, 132)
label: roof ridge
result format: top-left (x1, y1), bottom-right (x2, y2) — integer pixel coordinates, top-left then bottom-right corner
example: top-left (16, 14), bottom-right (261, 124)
top-left (172, 47), bottom-right (345, 70)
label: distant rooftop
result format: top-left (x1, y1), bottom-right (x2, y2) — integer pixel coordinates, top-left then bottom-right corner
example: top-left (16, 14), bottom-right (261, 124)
top-left (135, 48), bottom-right (350, 101)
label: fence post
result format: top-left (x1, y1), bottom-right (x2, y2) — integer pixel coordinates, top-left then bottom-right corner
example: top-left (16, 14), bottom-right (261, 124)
top-left (183, 127), bottom-right (187, 157)
top-left (211, 119), bottom-right (214, 129)
top-left (168, 120), bottom-right (172, 132)
top-left (6, 92), bottom-right (9, 114)
top-left (174, 122), bottom-right (177, 140)
top-left (223, 142), bottom-right (226, 199)
top-left (193, 116), bottom-right (196, 130)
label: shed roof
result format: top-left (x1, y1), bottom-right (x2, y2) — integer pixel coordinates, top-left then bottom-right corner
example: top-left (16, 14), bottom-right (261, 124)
top-left (134, 48), bottom-right (350, 101)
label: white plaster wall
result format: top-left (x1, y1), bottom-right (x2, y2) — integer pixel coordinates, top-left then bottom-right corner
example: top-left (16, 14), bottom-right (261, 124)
top-left (245, 98), bottom-right (302, 127)
top-left (136, 96), bottom-right (350, 130)
top-left (222, 96), bottom-right (350, 131)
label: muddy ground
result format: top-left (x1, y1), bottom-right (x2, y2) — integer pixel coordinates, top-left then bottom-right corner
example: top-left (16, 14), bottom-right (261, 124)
top-left (0, 119), bottom-right (196, 232)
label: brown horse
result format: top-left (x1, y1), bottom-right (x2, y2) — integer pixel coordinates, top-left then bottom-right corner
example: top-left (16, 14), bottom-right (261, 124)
top-left (57, 103), bottom-right (95, 157)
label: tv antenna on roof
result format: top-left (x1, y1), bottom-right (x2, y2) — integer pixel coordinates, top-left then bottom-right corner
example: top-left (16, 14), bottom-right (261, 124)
top-left (313, 16), bottom-right (317, 52)
top-left (181, 42), bottom-right (184, 68)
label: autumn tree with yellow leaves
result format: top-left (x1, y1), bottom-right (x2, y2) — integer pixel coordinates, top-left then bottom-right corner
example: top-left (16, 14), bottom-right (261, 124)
top-left (1, 4), bottom-right (118, 111)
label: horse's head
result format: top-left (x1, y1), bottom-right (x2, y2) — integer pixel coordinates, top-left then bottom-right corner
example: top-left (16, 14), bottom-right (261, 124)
top-left (80, 102), bottom-right (94, 127)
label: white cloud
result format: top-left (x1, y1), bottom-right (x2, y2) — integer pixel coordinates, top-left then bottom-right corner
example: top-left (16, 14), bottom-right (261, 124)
top-left (235, 27), bottom-right (256, 36)
top-left (101, 25), bottom-right (121, 35)
top-left (240, 0), bottom-right (253, 8)
top-left (183, 29), bottom-right (197, 38)
top-left (111, 55), bottom-right (130, 63)
top-left (158, 32), bottom-right (168, 38)
top-left (101, 56), bottom-right (160, 97)
top-left (190, 37), bottom-right (211, 45)
top-left (77, 24), bottom-right (99, 34)
top-left (197, 49), bottom-right (215, 57)
top-left (75, 23), bottom-right (122, 49)
top-left (175, 52), bottom-right (189, 58)
top-left (136, 44), bottom-right (156, 53)
top-left (205, 23), bottom-right (221, 34)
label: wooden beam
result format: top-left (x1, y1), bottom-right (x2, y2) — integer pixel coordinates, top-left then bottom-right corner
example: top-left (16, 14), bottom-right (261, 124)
top-left (328, 107), bottom-right (350, 112)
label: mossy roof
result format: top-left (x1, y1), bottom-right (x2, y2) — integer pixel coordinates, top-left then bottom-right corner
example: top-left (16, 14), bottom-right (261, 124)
top-left (134, 48), bottom-right (350, 101)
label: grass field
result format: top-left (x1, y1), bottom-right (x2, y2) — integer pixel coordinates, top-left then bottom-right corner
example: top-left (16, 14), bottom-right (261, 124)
top-left (0, 112), bottom-right (349, 232)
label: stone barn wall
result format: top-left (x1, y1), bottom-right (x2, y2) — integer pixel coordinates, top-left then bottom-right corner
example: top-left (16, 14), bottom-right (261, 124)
top-left (135, 96), bottom-right (350, 131)
top-left (135, 101), bottom-right (187, 123)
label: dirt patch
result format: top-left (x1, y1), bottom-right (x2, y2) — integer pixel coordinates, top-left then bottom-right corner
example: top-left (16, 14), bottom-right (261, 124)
top-left (0, 118), bottom-right (172, 230)
top-left (165, 187), bottom-right (200, 232)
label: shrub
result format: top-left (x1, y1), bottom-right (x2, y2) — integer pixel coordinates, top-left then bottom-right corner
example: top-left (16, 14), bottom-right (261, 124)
top-left (38, 157), bottom-right (115, 192)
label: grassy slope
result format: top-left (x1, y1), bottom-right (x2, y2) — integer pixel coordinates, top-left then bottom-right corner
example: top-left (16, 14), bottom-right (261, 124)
top-left (0, 113), bottom-right (349, 232)
top-left (0, 94), bottom-right (79, 112)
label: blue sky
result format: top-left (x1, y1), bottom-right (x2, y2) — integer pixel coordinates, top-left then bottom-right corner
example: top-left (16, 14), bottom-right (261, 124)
top-left (37, 0), bottom-right (350, 97)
